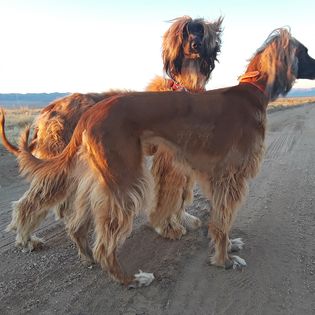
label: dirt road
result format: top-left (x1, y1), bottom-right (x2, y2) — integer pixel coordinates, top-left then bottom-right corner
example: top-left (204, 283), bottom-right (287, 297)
top-left (1, 104), bottom-right (314, 315)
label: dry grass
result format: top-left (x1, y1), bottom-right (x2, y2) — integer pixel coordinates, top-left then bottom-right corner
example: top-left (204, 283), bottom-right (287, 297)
top-left (268, 96), bottom-right (315, 111)
top-left (1, 107), bottom-right (40, 146)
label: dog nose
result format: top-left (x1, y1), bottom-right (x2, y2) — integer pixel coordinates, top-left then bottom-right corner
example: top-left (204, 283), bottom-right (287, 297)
top-left (191, 41), bottom-right (201, 50)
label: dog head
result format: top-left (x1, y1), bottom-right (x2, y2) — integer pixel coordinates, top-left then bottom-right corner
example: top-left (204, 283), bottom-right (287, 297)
top-left (295, 42), bottom-right (315, 80)
top-left (162, 16), bottom-right (223, 82)
top-left (245, 28), bottom-right (315, 100)
top-left (182, 20), bottom-right (205, 59)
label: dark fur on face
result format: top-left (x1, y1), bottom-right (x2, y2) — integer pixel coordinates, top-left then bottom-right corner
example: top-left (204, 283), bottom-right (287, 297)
top-left (295, 43), bottom-right (315, 79)
top-left (162, 16), bottom-right (223, 83)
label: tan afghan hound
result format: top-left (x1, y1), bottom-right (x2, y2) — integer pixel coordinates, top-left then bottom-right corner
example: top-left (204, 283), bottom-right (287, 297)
top-left (10, 28), bottom-right (315, 287)
top-left (2, 16), bottom-right (223, 244)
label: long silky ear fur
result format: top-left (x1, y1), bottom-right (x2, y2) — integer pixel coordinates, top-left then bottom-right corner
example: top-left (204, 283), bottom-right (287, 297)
top-left (246, 28), bottom-right (298, 100)
top-left (200, 16), bottom-right (224, 79)
top-left (162, 16), bottom-right (192, 78)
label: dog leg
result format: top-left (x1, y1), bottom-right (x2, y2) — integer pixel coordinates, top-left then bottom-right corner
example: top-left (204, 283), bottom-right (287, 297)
top-left (207, 176), bottom-right (247, 270)
top-left (67, 219), bottom-right (94, 266)
top-left (53, 200), bottom-right (69, 220)
top-left (181, 173), bottom-right (202, 230)
top-left (149, 150), bottom-right (200, 239)
top-left (7, 178), bottom-right (71, 251)
top-left (95, 218), bottom-right (154, 288)
top-left (84, 130), bottom-right (155, 287)
top-left (92, 190), bottom-right (154, 288)
top-left (153, 213), bottom-right (187, 240)
top-left (65, 184), bottom-right (94, 266)
top-left (209, 220), bottom-right (247, 270)
top-left (8, 196), bottom-right (49, 251)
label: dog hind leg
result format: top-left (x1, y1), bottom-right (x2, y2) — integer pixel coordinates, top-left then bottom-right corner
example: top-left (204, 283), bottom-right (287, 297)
top-left (10, 198), bottom-right (48, 252)
top-left (85, 132), bottom-right (155, 287)
top-left (91, 182), bottom-right (154, 287)
top-left (8, 191), bottom-right (61, 251)
top-left (7, 175), bottom-right (73, 251)
top-left (53, 200), bottom-right (68, 220)
top-left (66, 212), bottom-right (93, 266)
top-left (64, 180), bottom-right (94, 266)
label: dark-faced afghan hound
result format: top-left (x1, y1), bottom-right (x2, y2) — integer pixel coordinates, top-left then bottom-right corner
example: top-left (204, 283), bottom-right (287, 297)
top-left (147, 16), bottom-right (223, 92)
top-left (9, 28), bottom-right (315, 287)
top-left (2, 16), bottom-right (223, 247)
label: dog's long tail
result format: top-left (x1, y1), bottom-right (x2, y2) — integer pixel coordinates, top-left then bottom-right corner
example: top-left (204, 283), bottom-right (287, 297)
top-left (0, 108), bottom-right (38, 157)
top-left (18, 125), bottom-right (82, 196)
top-left (0, 108), bottom-right (20, 156)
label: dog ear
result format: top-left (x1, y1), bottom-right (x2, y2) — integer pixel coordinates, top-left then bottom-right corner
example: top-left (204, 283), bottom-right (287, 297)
top-left (162, 16), bottom-right (192, 78)
top-left (199, 16), bottom-right (224, 79)
top-left (207, 16), bottom-right (224, 58)
top-left (211, 16), bottom-right (224, 35)
top-left (213, 16), bottom-right (224, 60)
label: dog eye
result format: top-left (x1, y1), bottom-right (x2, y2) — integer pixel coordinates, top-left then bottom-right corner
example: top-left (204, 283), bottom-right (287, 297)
top-left (187, 23), bottom-right (204, 36)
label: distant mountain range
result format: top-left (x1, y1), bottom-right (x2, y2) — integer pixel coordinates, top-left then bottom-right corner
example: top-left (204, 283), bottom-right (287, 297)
top-left (1, 88), bottom-right (315, 108)
top-left (0, 93), bottom-right (69, 108)
top-left (286, 87), bottom-right (315, 98)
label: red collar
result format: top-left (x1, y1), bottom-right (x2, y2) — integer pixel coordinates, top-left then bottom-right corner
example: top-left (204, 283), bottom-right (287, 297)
top-left (167, 79), bottom-right (206, 93)
top-left (168, 79), bottom-right (188, 92)
top-left (238, 71), bottom-right (266, 95)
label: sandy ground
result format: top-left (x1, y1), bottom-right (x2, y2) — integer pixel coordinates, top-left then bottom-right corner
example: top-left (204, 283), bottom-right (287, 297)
top-left (0, 104), bottom-right (315, 315)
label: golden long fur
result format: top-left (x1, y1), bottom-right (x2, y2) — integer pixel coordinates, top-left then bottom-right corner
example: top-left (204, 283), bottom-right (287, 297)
top-left (9, 29), bottom-right (315, 287)
top-left (2, 16), bottom-right (223, 241)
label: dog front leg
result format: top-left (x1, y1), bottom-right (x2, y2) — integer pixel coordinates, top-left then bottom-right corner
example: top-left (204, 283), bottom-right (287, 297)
top-left (207, 176), bottom-right (247, 269)
top-left (149, 150), bottom-right (201, 239)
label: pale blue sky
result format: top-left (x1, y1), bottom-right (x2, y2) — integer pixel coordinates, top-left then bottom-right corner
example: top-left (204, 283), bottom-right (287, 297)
top-left (1, 0), bottom-right (315, 93)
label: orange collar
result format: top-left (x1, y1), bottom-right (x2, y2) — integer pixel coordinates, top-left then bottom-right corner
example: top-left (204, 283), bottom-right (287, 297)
top-left (238, 71), bottom-right (266, 95)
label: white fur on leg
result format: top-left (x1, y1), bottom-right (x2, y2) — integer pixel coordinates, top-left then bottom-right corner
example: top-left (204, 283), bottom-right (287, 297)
top-left (154, 222), bottom-right (187, 240)
top-left (229, 238), bottom-right (245, 252)
top-left (5, 221), bottom-right (17, 232)
top-left (5, 207), bottom-right (18, 232)
top-left (16, 235), bottom-right (44, 252)
top-left (129, 270), bottom-right (155, 288)
top-left (182, 212), bottom-right (202, 230)
top-left (80, 254), bottom-right (95, 267)
top-left (231, 255), bottom-right (247, 269)
top-left (154, 226), bottom-right (163, 236)
top-left (54, 207), bottom-right (63, 220)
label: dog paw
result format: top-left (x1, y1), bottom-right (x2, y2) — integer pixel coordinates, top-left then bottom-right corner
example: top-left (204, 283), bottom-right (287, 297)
top-left (16, 235), bottom-right (44, 252)
top-left (5, 222), bottom-right (17, 232)
top-left (128, 270), bottom-right (155, 289)
top-left (80, 255), bottom-right (95, 267)
top-left (155, 224), bottom-right (186, 240)
top-left (225, 255), bottom-right (247, 270)
top-left (229, 238), bottom-right (245, 252)
top-left (182, 212), bottom-right (202, 230)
